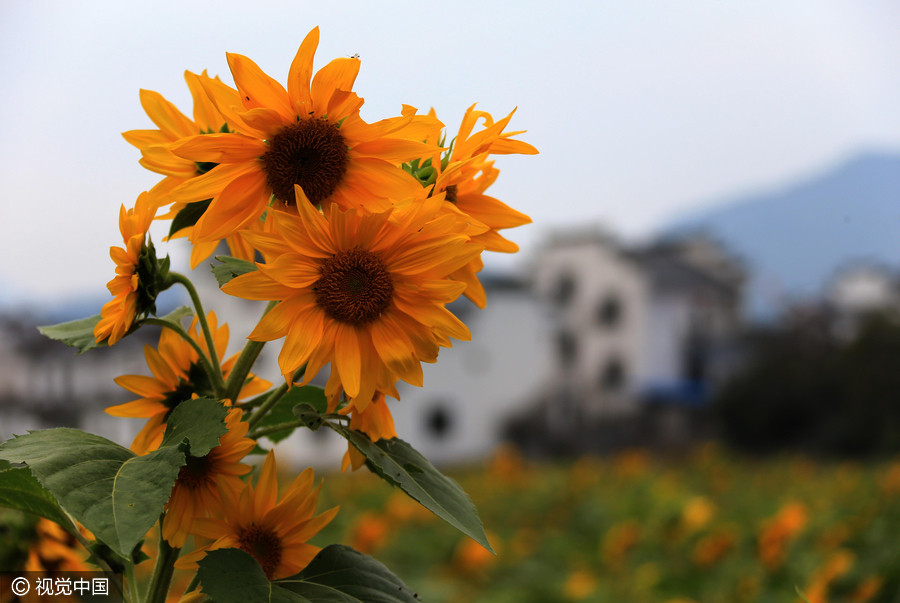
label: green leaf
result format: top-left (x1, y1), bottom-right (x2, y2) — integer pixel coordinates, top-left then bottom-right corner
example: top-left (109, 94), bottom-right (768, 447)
top-left (0, 429), bottom-right (185, 557)
top-left (0, 467), bottom-right (75, 531)
top-left (314, 405), bottom-right (492, 552)
top-left (255, 386), bottom-right (328, 443)
top-left (157, 305), bottom-right (193, 328)
top-left (198, 549), bottom-right (309, 603)
top-left (168, 199), bottom-right (212, 239)
top-left (212, 256), bottom-right (257, 287)
top-left (278, 544), bottom-right (420, 602)
top-left (37, 314), bottom-right (105, 353)
top-left (198, 546), bottom-right (419, 603)
top-left (161, 397), bottom-right (229, 456)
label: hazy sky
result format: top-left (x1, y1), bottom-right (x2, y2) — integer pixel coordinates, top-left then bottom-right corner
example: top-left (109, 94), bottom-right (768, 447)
top-left (2, 1), bottom-right (900, 304)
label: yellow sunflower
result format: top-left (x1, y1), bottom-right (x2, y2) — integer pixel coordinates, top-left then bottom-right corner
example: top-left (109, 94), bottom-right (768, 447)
top-left (428, 105), bottom-right (537, 307)
top-left (222, 186), bottom-right (481, 407)
top-left (24, 519), bottom-right (91, 572)
top-left (94, 192), bottom-right (160, 345)
top-left (177, 450), bottom-right (338, 579)
top-left (166, 27), bottom-right (440, 244)
top-left (339, 391), bottom-right (396, 472)
top-left (123, 71), bottom-right (262, 269)
top-left (162, 408), bottom-right (256, 547)
top-left (106, 311), bottom-right (270, 455)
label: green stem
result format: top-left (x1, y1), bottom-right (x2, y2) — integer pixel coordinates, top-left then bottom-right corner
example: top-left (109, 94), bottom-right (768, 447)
top-left (223, 301), bottom-right (277, 402)
top-left (125, 562), bottom-right (140, 603)
top-left (246, 383), bottom-right (288, 430)
top-left (169, 272), bottom-right (225, 386)
top-left (144, 318), bottom-right (223, 397)
top-left (248, 411), bottom-right (347, 439)
top-left (146, 519), bottom-right (180, 603)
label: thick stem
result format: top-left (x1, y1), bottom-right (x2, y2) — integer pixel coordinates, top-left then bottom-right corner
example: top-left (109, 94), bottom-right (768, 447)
top-left (169, 272), bottom-right (225, 386)
top-left (146, 520), bottom-right (180, 603)
top-left (223, 301), bottom-right (277, 403)
top-left (246, 383), bottom-right (288, 430)
top-left (125, 562), bottom-right (140, 603)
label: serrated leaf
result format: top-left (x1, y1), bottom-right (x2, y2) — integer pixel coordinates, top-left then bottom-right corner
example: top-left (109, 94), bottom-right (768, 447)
top-left (278, 544), bottom-right (420, 602)
top-left (0, 467), bottom-right (75, 531)
top-left (169, 199), bottom-right (212, 239)
top-left (212, 256), bottom-right (257, 287)
top-left (198, 546), bottom-right (419, 603)
top-left (254, 386), bottom-right (328, 443)
top-left (37, 314), bottom-right (105, 353)
top-left (318, 408), bottom-right (492, 552)
top-left (161, 397), bottom-right (229, 457)
top-left (198, 549), bottom-right (309, 603)
top-left (0, 429), bottom-right (185, 557)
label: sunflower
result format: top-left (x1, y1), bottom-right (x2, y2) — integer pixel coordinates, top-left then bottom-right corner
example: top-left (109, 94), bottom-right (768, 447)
top-left (176, 451), bottom-right (338, 579)
top-left (222, 186), bottom-right (481, 406)
top-left (94, 192), bottom-right (163, 345)
top-left (162, 408), bottom-right (256, 547)
top-left (24, 519), bottom-right (91, 572)
top-left (123, 71), bottom-right (263, 268)
top-left (166, 27), bottom-right (441, 244)
top-left (339, 391), bottom-right (396, 472)
top-left (106, 311), bottom-right (270, 455)
top-left (427, 105), bottom-right (537, 307)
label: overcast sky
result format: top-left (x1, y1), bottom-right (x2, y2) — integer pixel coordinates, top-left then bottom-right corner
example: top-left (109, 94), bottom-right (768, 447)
top-left (2, 1), bottom-right (900, 304)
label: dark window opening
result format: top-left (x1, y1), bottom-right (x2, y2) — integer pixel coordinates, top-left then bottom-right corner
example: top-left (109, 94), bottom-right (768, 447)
top-left (600, 357), bottom-right (626, 391)
top-left (554, 273), bottom-right (577, 305)
top-left (557, 330), bottom-right (578, 365)
top-left (426, 404), bottom-right (453, 439)
top-left (597, 294), bottom-right (624, 328)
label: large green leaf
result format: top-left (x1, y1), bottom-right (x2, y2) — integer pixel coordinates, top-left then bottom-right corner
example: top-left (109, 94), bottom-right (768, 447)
top-left (253, 386), bottom-right (328, 443)
top-left (0, 429), bottom-right (184, 557)
top-left (198, 549), bottom-right (309, 603)
top-left (37, 314), bottom-right (105, 353)
top-left (305, 404), bottom-right (492, 552)
top-left (161, 397), bottom-right (229, 456)
top-left (0, 467), bottom-right (75, 531)
top-left (198, 546), bottom-right (419, 603)
top-left (37, 306), bottom-right (192, 354)
top-left (278, 544), bottom-right (420, 602)
top-left (212, 256), bottom-right (257, 287)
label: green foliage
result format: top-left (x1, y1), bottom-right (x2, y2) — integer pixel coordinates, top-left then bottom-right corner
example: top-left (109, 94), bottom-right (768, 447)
top-left (309, 401), bottom-right (491, 553)
top-left (253, 386), bottom-right (328, 443)
top-left (716, 312), bottom-right (900, 456)
top-left (212, 255), bottom-right (258, 287)
top-left (37, 314), bottom-right (105, 353)
top-left (0, 401), bottom-right (229, 557)
top-left (0, 467), bottom-right (75, 531)
top-left (168, 199), bottom-right (212, 239)
top-left (198, 546), bottom-right (419, 603)
top-left (0, 429), bottom-right (184, 558)
top-left (161, 397), bottom-right (229, 456)
top-left (36, 306), bottom-right (193, 353)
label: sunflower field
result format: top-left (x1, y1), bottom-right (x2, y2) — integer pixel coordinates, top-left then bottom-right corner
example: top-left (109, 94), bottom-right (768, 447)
top-left (312, 443), bottom-right (900, 603)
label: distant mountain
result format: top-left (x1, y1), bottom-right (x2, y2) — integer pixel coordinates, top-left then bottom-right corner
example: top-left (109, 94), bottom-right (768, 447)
top-left (663, 151), bottom-right (900, 320)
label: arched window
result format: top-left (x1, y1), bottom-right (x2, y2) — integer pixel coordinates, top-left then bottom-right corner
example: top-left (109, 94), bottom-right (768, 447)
top-left (596, 294), bottom-right (624, 328)
top-left (425, 403), bottom-right (453, 439)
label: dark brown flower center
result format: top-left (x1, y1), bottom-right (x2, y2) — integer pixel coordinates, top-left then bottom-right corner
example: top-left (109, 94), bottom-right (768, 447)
top-left (314, 248), bottom-right (394, 325)
top-left (175, 454), bottom-right (213, 490)
top-left (443, 184), bottom-right (458, 204)
top-left (239, 524), bottom-right (283, 579)
top-left (261, 119), bottom-right (349, 206)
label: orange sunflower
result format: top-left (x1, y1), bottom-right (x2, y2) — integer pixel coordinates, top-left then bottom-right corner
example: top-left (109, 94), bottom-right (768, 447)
top-left (123, 71), bottom-right (261, 268)
top-left (166, 26), bottom-right (441, 244)
top-left (427, 105), bottom-right (537, 307)
top-left (106, 311), bottom-right (270, 455)
top-left (24, 519), bottom-right (91, 572)
top-left (177, 451), bottom-right (338, 579)
top-left (162, 408), bottom-right (256, 547)
top-left (94, 192), bottom-right (162, 345)
top-left (222, 186), bottom-right (482, 407)
top-left (339, 391), bottom-right (396, 472)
